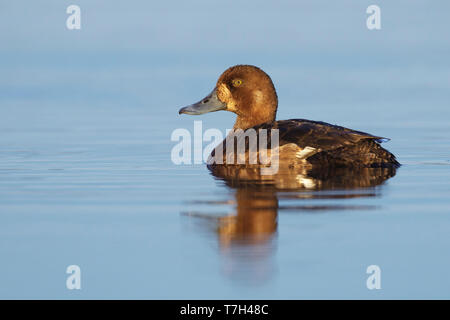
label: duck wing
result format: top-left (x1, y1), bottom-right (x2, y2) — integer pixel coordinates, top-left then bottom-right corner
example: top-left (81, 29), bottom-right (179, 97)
top-left (253, 119), bottom-right (399, 167)
top-left (266, 119), bottom-right (387, 150)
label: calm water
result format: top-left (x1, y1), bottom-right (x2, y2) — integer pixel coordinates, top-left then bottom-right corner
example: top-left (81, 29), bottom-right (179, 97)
top-left (1, 1), bottom-right (450, 299)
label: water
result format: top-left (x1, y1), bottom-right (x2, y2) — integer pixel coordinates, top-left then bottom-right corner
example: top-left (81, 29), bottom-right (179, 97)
top-left (1, 1), bottom-right (450, 299)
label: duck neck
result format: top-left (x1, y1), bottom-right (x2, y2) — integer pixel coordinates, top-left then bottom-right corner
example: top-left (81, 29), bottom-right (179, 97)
top-left (233, 110), bottom-right (276, 130)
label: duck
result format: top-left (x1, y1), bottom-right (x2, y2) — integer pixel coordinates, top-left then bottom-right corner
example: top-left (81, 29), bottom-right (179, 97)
top-left (179, 65), bottom-right (400, 169)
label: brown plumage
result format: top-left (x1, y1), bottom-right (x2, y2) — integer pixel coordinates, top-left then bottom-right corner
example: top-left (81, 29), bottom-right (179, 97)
top-left (179, 65), bottom-right (400, 169)
top-left (250, 119), bottom-right (399, 168)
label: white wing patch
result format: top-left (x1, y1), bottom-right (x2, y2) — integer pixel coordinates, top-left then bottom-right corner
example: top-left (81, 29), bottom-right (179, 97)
top-left (296, 146), bottom-right (317, 159)
top-left (296, 175), bottom-right (317, 189)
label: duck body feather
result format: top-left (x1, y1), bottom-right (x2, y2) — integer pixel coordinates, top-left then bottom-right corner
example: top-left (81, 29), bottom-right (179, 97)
top-left (210, 119), bottom-right (400, 169)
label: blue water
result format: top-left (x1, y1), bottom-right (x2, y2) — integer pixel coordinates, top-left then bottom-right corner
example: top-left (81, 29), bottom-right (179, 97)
top-left (1, 1), bottom-right (450, 299)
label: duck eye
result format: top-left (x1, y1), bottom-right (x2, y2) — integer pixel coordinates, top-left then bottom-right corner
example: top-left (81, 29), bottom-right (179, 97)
top-left (232, 79), bottom-right (243, 87)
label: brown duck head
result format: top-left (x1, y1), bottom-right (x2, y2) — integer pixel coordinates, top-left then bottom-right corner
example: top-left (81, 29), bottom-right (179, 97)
top-left (179, 65), bottom-right (278, 130)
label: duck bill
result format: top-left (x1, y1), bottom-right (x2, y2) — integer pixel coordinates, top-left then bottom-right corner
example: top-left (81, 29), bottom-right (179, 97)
top-left (179, 88), bottom-right (226, 115)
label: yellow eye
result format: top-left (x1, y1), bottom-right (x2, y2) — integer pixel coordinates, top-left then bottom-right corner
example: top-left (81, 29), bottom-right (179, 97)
top-left (232, 79), bottom-right (243, 87)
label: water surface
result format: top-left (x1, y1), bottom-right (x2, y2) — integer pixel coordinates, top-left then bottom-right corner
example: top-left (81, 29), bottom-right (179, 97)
top-left (1, 1), bottom-right (450, 299)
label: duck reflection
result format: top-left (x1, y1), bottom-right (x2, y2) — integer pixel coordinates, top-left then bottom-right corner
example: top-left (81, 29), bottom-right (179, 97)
top-left (182, 166), bottom-right (396, 284)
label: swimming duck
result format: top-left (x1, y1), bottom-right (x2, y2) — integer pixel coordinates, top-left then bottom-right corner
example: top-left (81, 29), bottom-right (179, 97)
top-left (179, 65), bottom-right (400, 168)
